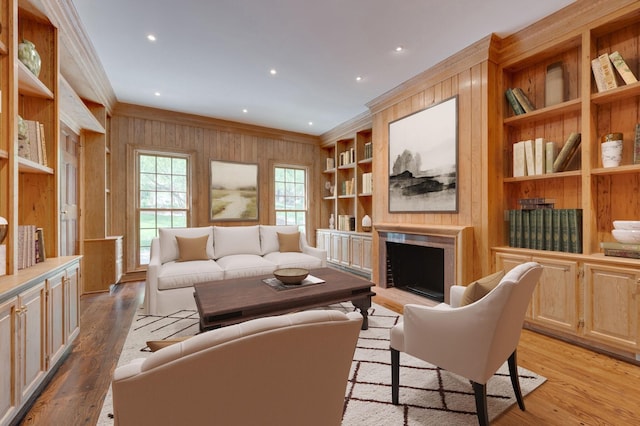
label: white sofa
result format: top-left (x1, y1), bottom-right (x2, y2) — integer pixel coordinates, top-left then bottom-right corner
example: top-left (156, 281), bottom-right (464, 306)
top-left (144, 225), bottom-right (326, 315)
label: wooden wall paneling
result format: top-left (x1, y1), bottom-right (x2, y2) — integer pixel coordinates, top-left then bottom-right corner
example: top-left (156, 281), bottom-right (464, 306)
top-left (110, 105), bottom-right (320, 274)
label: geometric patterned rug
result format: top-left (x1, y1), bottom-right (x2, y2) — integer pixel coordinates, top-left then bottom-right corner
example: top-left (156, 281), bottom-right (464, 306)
top-left (97, 302), bottom-right (546, 425)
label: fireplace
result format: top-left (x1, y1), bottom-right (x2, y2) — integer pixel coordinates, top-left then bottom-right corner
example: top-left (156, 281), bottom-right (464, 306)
top-left (386, 241), bottom-right (445, 301)
top-left (376, 224), bottom-right (473, 304)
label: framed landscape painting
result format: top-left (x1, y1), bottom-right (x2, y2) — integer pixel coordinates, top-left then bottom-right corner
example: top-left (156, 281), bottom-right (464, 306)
top-left (388, 96), bottom-right (458, 213)
top-left (209, 160), bottom-right (258, 221)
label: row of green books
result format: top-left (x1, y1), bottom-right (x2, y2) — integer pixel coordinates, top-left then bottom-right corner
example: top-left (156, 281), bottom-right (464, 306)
top-left (508, 208), bottom-right (582, 253)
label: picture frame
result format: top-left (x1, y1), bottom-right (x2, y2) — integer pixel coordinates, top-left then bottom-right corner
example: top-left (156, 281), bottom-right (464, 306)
top-left (209, 160), bottom-right (259, 221)
top-left (388, 96), bottom-right (458, 213)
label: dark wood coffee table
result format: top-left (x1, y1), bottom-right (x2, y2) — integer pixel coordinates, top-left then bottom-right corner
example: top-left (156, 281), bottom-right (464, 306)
top-left (193, 267), bottom-right (375, 331)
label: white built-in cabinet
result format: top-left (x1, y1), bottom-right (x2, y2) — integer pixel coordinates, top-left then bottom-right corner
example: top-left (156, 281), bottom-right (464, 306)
top-left (0, 258), bottom-right (80, 426)
top-left (317, 229), bottom-right (372, 277)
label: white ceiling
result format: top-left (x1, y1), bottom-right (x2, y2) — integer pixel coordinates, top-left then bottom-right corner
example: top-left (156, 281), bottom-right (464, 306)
top-left (71, 0), bottom-right (574, 136)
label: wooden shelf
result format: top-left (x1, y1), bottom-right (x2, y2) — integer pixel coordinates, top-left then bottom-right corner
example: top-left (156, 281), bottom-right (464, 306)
top-left (591, 80), bottom-right (640, 105)
top-left (18, 156), bottom-right (54, 174)
top-left (18, 61), bottom-right (53, 99)
top-left (503, 98), bottom-right (581, 126)
top-left (504, 170), bottom-right (581, 183)
top-left (59, 76), bottom-right (105, 134)
top-left (590, 164), bottom-right (640, 176)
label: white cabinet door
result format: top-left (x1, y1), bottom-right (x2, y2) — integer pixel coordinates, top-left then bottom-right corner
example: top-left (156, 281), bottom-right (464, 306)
top-left (47, 271), bottom-right (66, 369)
top-left (18, 282), bottom-right (46, 402)
top-left (65, 263), bottom-right (80, 342)
top-left (0, 297), bottom-right (18, 425)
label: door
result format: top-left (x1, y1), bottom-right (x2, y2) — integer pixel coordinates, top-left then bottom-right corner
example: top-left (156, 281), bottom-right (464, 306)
top-left (60, 123), bottom-right (80, 256)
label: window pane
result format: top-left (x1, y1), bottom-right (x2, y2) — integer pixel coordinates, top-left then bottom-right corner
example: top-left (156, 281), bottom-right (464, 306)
top-left (139, 228), bottom-right (156, 248)
top-left (140, 247), bottom-right (151, 265)
top-left (172, 192), bottom-right (187, 208)
top-left (157, 192), bottom-right (172, 208)
top-left (275, 167), bottom-right (285, 181)
top-left (172, 211), bottom-right (187, 227)
top-left (139, 155), bottom-right (156, 173)
top-left (157, 211), bottom-right (173, 228)
top-left (173, 158), bottom-right (187, 175)
top-left (140, 191), bottom-right (156, 208)
top-left (157, 157), bottom-right (172, 173)
top-left (139, 211), bottom-right (156, 229)
top-left (140, 173), bottom-right (156, 191)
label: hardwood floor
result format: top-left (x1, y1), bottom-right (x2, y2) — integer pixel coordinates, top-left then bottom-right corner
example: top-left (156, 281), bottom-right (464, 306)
top-left (18, 282), bottom-right (640, 425)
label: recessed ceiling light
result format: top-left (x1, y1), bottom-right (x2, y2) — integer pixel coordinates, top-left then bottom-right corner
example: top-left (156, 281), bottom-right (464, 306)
top-left (242, 109), bottom-right (248, 113)
top-left (395, 45), bottom-right (404, 52)
top-left (270, 69), bottom-right (277, 75)
top-left (308, 121), bottom-right (313, 126)
top-left (147, 34), bottom-right (157, 42)
top-left (154, 92), bottom-right (161, 96)
top-left (356, 76), bottom-right (363, 82)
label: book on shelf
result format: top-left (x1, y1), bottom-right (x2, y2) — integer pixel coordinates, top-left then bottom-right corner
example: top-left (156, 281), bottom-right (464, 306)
top-left (552, 209), bottom-right (561, 252)
top-left (559, 209), bottom-right (570, 252)
top-left (545, 141), bottom-right (557, 173)
top-left (361, 172), bottom-right (373, 194)
top-left (634, 123), bottom-right (640, 165)
top-left (601, 242), bottom-right (640, 259)
top-left (505, 88), bottom-right (525, 115)
top-left (543, 208), bottom-right (553, 251)
top-left (568, 208), bottom-right (582, 253)
top-left (363, 142), bottom-right (373, 159)
top-left (512, 88), bottom-right (535, 113)
top-left (518, 197), bottom-right (555, 209)
top-left (534, 137), bottom-right (545, 175)
top-left (609, 51), bottom-right (638, 85)
top-left (523, 139), bottom-right (535, 176)
top-left (545, 61), bottom-right (564, 107)
top-left (39, 123), bottom-right (48, 166)
top-left (513, 141), bottom-right (526, 177)
top-left (600, 241), bottom-right (640, 251)
top-left (36, 227), bottom-right (46, 263)
top-left (603, 248), bottom-right (640, 259)
top-left (552, 132), bottom-right (581, 172)
top-left (591, 58), bottom-right (607, 93)
top-left (522, 209), bottom-right (531, 249)
top-left (598, 52), bottom-right (618, 91)
top-left (326, 157), bottom-right (334, 170)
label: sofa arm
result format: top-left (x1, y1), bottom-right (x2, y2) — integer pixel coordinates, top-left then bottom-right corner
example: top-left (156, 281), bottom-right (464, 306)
top-left (449, 285), bottom-right (466, 308)
top-left (144, 238), bottom-right (162, 314)
top-left (300, 232), bottom-right (327, 267)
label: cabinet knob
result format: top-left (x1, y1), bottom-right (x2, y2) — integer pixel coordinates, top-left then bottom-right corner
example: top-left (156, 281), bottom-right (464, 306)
top-left (61, 210), bottom-right (68, 215)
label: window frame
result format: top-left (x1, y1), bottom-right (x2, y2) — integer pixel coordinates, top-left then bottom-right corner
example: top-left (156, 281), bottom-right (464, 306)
top-left (273, 163), bottom-right (309, 236)
top-left (135, 149), bottom-right (193, 267)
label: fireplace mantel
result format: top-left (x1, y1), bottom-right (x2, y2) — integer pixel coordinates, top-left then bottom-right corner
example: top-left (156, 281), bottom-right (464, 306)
top-left (375, 223), bottom-right (473, 303)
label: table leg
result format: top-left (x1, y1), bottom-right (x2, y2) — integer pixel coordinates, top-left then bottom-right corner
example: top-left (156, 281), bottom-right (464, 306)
top-left (352, 297), bottom-right (371, 330)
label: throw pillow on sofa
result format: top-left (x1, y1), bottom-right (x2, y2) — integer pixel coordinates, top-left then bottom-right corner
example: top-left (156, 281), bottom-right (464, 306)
top-left (260, 225), bottom-right (299, 254)
top-left (176, 235), bottom-right (210, 261)
top-left (159, 226), bottom-right (214, 263)
top-left (277, 232), bottom-right (301, 252)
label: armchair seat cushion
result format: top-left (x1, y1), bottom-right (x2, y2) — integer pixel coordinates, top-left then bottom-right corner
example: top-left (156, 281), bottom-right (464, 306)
top-left (216, 254), bottom-right (276, 279)
top-left (157, 260), bottom-right (224, 290)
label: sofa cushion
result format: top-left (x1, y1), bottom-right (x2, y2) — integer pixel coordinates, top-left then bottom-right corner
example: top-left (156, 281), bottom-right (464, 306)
top-left (157, 260), bottom-right (224, 290)
top-left (159, 227), bottom-right (214, 264)
top-left (460, 270), bottom-right (505, 306)
top-left (277, 232), bottom-right (301, 252)
top-left (214, 226), bottom-right (261, 259)
top-left (259, 225), bottom-right (299, 254)
top-left (216, 254), bottom-right (276, 279)
top-left (263, 252), bottom-right (323, 270)
top-left (176, 235), bottom-right (210, 261)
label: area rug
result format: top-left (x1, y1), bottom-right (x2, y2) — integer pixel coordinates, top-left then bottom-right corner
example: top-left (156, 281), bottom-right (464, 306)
top-left (97, 303), bottom-right (546, 425)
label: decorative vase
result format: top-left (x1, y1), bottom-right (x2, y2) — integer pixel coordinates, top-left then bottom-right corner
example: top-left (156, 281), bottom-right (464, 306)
top-left (329, 213), bottom-right (335, 230)
top-left (18, 39), bottom-right (41, 77)
top-left (361, 214), bottom-right (372, 232)
top-left (601, 133), bottom-right (623, 168)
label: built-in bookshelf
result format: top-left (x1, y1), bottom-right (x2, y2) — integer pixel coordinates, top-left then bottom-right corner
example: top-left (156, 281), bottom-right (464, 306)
top-left (321, 128), bottom-right (373, 233)
top-left (495, 4), bottom-right (640, 361)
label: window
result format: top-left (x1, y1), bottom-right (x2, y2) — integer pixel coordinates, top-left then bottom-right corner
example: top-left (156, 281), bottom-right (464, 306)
top-left (138, 152), bottom-right (190, 265)
top-left (274, 166), bottom-right (307, 232)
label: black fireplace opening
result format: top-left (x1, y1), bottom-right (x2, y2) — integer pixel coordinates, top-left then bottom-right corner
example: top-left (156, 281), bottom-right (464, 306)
top-left (386, 241), bottom-right (445, 302)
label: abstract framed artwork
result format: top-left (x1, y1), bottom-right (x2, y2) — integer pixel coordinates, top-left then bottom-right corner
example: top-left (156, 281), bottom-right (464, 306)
top-left (388, 96), bottom-right (458, 213)
top-left (209, 160), bottom-right (259, 221)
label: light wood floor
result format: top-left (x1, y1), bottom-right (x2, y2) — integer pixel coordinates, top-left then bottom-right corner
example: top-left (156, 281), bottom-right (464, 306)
top-left (18, 281), bottom-right (640, 425)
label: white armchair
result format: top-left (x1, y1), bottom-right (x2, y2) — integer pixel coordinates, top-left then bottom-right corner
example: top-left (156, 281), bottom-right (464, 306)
top-left (112, 310), bottom-right (362, 426)
top-left (390, 261), bottom-right (543, 425)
